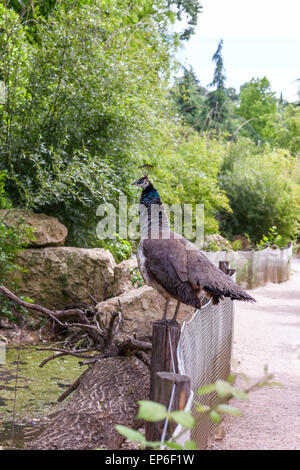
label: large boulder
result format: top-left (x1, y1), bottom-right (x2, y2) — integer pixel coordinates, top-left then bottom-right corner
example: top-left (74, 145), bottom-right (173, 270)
top-left (108, 257), bottom-right (142, 297)
top-left (96, 285), bottom-right (192, 337)
top-left (0, 209), bottom-right (67, 247)
top-left (16, 247), bottom-right (116, 309)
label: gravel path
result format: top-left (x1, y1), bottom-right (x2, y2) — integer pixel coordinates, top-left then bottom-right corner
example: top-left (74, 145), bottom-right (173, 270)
top-left (213, 257), bottom-right (300, 450)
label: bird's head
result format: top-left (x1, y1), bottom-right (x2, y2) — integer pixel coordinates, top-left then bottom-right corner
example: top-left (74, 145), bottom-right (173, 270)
top-left (132, 175), bottom-right (151, 190)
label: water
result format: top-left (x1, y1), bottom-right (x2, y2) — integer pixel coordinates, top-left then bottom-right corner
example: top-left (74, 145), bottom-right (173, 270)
top-left (0, 345), bottom-right (86, 449)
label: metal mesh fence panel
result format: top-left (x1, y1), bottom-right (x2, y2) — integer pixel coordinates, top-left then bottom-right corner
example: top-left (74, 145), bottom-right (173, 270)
top-left (177, 297), bottom-right (234, 449)
top-left (173, 245), bottom-right (292, 449)
top-left (204, 245), bottom-right (292, 289)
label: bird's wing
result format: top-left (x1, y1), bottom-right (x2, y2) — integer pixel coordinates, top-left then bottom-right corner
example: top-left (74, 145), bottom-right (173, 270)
top-left (143, 234), bottom-right (255, 303)
top-left (182, 237), bottom-right (255, 302)
top-left (142, 236), bottom-right (201, 308)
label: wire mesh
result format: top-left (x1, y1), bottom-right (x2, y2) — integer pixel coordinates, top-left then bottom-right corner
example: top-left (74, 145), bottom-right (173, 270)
top-left (204, 245), bottom-right (292, 289)
top-left (173, 245), bottom-right (292, 449)
top-left (177, 297), bottom-right (234, 450)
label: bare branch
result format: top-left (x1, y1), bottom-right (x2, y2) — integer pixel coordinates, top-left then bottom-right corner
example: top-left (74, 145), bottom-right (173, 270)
top-left (57, 376), bottom-right (82, 402)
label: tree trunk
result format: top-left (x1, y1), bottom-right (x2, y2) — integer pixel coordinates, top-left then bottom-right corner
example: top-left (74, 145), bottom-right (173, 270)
top-left (26, 356), bottom-right (149, 450)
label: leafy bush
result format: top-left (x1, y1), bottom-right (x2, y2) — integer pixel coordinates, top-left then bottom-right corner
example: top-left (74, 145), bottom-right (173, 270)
top-left (219, 143), bottom-right (300, 243)
top-left (0, 1), bottom-right (178, 247)
top-left (151, 128), bottom-right (231, 236)
top-left (236, 77), bottom-right (277, 142)
top-left (264, 104), bottom-right (300, 156)
top-left (256, 226), bottom-right (287, 250)
top-left (104, 235), bottom-right (133, 264)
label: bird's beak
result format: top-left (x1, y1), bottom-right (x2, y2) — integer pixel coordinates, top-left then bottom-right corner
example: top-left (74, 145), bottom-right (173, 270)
top-left (132, 180), bottom-right (139, 186)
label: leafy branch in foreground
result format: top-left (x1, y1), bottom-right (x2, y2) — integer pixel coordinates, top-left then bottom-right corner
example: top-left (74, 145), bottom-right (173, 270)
top-left (115, 367), bottom-right (281, 450)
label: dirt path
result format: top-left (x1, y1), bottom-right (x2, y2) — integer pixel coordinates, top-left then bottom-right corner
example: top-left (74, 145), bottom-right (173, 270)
top-left (213, 257), bottom-right (300, 450)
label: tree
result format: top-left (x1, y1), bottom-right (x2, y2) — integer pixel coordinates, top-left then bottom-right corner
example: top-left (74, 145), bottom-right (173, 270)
top-left (8, 0), bottom-right (202, 41)
top-left (264, 103), bottom-right (300, 156)
top-left (152, 126), bottom-right (231, 235)
top-left (0, 0), bottom-right (183, 247)
top-left (171, 67), bottom-right (207, 131)
top-left (237, 77), bottom-right (277, 142)
top-left (201, 40), bottom-right (234, 134)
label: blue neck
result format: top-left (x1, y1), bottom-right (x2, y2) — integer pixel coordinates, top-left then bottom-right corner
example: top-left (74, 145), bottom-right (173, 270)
top-left (140, 185), bottom-right (161, 206)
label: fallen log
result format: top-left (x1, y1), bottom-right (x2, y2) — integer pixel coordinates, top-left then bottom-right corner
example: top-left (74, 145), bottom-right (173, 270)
top-left (26, 356), bottom-right (149, 450)
top-left (0, 285), bottom-right (151, 450)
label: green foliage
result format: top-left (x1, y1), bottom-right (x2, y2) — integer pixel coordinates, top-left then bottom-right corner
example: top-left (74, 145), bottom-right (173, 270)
top-left (1, 2), bottom-right (300, 257)
top-left (169, 0), bottom-right (203, 40)
top-left (172, 42), bottom-right (240, 135)
top-left (237, 77), bottom-right (277, 142)
top-left (209, 39), bottom-right (226, 90)
top-left (115, 367), bottom-right (278, 450)
top-left (103, 235), bottom-right (133, 264)
top-left (152, 128), bottom-right (231, 236)
top-left (264, 103), bottom-right (300, 156)
top-left (0, 0), bottom-right (180, 247)
top-left (256, 226), bottom-right (286, 250)
top-left (220, 142), bottom-right (300, 243)
top-left (129, 267), bottom-right (144, 288)
top-left (202, 234), bottom-right (241, 252)
top-left (171, 67), bottom-right (206, 132)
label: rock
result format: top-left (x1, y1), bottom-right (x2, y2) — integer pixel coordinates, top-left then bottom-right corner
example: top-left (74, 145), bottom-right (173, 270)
top-left (232, 235), bottom-right (251, 250)
top-left (0, 317), bottom-right (14, 329)
top-left (0, 209), bottom-right (67, 247)
top-left (109, 257), bottom-right (142, 297)
top-left (96, 285), bottom-right (192, 338)
top-left (203, 234), bottom-right (232, 252)
top-left (16, 247), bottom-right (116, 309)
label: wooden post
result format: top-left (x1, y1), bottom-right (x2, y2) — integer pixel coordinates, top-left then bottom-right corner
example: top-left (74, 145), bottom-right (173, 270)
top-left (146, 320), bottom-right (183, 442)
top-left (149, 321), bottom-right (181, 399)
top-left (146, 371), bottom-right (191, 443)
top-left (219, 260), bottom-right (236, 277)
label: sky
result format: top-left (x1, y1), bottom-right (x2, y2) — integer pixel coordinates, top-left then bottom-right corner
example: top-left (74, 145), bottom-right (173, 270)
top-left (179, 0), bottom-right (300, 102)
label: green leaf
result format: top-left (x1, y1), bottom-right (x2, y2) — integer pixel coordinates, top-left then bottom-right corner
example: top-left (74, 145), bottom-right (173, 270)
top-left (227, 373), bottom-right (236, 384)
top-left (184, 440), bottom-right (197, 450)
top-left (197, 384), bottom-right (215, 395)
top-left (216, 404), bottom-right (242, 417)
top-left (215, 380), bottom-right (233, 398)
top-left (196, 404), bottom-right (210, 413)
top-left (143, 440), bottom-right (162, 449)
top-left (169, 410), bottom-right (195, 429)
top-left (231, 388), bottom-right (248, 400)
top-left (137, 400), bottom-right (167, 422)
top-left (163, 441), bottom-right (183, 450)
top-left (115, 425), bottom-right (146, 445)
top-left (209, 410), bottom-right (221, 423)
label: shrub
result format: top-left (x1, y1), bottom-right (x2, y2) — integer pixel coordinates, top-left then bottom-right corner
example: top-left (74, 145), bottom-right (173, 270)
top-left (219, 144), bottom-right (300, 243)
top-left (151, 128), bottom-right (231, 237)
top-left (0, 1), bottom-right (175, 247)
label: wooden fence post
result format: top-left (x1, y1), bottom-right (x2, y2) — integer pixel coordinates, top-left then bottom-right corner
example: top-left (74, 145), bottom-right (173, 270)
top-left (219, 260), bottom-right (236, 277)
top-left (149, 321), bottom-right (181, 399)
top-left (146, 320), bottom-right (190, 443)
top-left (146, 371), bottom-right (191, 443)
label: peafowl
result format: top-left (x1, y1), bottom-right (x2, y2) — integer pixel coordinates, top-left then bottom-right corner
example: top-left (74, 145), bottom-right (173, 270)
top-left (133, 175), bottom-right (255, 322)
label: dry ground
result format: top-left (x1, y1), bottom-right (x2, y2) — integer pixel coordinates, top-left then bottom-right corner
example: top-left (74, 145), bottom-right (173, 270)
top-left (213, 257), bottom-right (300, 450)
